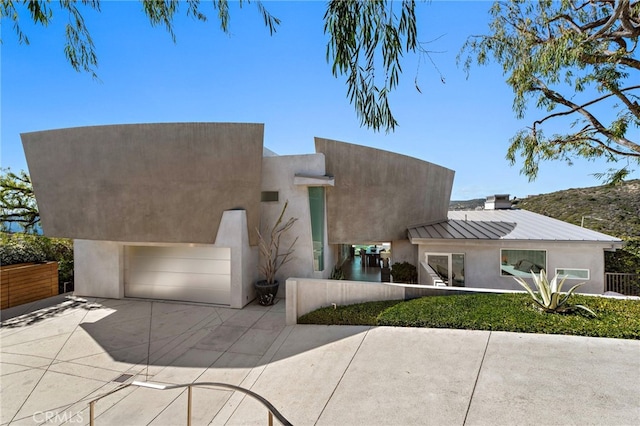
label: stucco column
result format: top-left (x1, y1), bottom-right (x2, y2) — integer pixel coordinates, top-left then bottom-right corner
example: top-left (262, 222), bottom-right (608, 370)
top-left (215, 210), bottom-right (257, 308)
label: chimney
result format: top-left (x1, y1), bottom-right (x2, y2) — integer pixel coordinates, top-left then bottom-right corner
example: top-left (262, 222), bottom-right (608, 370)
top-left (485, 194), bottom-right (512, 210)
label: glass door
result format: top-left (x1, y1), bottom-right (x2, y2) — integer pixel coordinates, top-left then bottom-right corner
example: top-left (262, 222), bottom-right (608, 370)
top-left (426, 253), bottom-right (465, 286)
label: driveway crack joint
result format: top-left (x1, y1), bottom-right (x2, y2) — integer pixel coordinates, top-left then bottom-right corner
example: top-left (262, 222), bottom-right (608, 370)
top-left (463, 331), bottom-right (491, 425)
top-left (314, 326), bottom-right (372, 426)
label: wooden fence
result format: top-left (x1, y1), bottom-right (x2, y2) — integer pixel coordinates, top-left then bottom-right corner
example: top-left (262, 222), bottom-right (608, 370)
top-left (605, 273), bottom-right (640, 296)
top-left (1, 262), bottom-right (59, 309)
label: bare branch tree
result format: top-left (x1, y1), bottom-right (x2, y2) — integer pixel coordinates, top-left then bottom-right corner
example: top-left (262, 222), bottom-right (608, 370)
top-left (256, 200), bottom-right (298, 285)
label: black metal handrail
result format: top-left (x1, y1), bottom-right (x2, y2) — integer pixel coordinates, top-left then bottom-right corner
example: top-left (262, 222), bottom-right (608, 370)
top-left (88, 380), bottom-right (292, 426)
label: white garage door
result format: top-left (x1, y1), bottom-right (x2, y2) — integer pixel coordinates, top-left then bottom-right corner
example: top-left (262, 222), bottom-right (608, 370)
top-left (124, 245), bottom-right (231, 305)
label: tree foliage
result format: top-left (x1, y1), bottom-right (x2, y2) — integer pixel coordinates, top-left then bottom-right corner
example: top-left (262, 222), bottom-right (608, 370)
top-left (0, 168), bottom-right (40, 233)
top-left (0, 232), bottom-right (74, 285)
top-left (2, 0), bottom-right (422, 132)
top-left (461, 0), bottom-right (640, 183)
top-left (324, 0), bottom-right (418, 131)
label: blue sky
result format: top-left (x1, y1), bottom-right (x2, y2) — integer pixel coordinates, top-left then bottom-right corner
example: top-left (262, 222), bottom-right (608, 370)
top-left (2, 1), bottom-right (637, 200)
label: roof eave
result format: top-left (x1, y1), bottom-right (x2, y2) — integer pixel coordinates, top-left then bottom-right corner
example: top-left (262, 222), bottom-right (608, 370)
top-left (409, 237), bottom-right (624, 247)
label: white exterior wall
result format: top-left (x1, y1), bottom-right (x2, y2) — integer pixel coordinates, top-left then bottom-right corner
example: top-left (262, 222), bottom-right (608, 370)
top-left (390, 239), bottom-right (417, 266)
top-left (214, 210), bottom-right (256, 308)
top-left (417, 240), bottom-right (609, 294)
top-left (74, 210), bottom-right (255, 308)
top-left (74, 239), bottom-right (124, 299)
top-left (261, 154), bottom-right (332, 287)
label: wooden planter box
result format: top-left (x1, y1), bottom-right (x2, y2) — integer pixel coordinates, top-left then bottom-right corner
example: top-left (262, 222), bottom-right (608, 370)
top-left (1, 262), bottom-right (59, 310)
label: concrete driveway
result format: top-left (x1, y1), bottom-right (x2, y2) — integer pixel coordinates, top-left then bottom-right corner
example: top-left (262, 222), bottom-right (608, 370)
top-left (1, 295), bottom-right (639, 425)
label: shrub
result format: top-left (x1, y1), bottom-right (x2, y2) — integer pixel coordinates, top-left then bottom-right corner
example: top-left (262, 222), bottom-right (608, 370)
top-left (1, 233), bottom-right (46, 264)
top-left (0, 232), bottom-right (74, 288)
top-left (377, 294), bottom-right (640, 339)
top-left (390, 261), bottom-right (417, 283)
top-left (606, 237), bottom-right (640, 274)
top-left (298, 294), bottom-right (640, 340)
top-left (298, 300), bottom-right (403, 325)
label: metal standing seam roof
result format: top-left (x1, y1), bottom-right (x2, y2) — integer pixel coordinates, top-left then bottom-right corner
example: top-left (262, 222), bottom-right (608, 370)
top-left (408, 209), bottom-right (623, 243)
top-left (408, 219), bottom-right (516, 240)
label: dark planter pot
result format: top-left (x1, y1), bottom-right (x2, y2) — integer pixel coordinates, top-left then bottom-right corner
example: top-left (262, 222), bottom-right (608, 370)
top-left (381, 267), bottom-right (391, 283)
top-left (255, 280), bottom-right (279, 306)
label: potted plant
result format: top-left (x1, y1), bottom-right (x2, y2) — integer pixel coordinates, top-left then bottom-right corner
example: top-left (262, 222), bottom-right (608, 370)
top-left (255, 200), bottom-right (298, 305)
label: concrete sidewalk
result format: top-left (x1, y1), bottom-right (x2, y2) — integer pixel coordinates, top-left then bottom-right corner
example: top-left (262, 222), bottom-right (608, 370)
top-left (1, 296), bottom-right (638, 425)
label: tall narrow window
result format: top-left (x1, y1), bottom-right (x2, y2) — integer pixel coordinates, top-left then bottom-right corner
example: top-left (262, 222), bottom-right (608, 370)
top-left (308, 187), bottom-right (325, 271)
top-left (452, 254), bottom-right (465, 286)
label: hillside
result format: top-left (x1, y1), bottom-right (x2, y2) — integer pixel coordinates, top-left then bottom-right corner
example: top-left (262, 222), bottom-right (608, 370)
top-left (449, 180), bottom-right (640, 274)
top-left (513, 179), bottom-right (640, 238)
top-left (451, 180), bottom-right (640, 238)
top-left (449, 198), bottom-right (485, 211)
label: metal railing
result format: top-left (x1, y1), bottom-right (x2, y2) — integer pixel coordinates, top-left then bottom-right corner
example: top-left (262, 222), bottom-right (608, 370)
top-left (605, 273), bottom-right (640, 296)
top-left (88, 380), bottom-right (292, 426)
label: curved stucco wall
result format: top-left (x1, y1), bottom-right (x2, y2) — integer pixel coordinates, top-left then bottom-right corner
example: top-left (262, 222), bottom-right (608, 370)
top-left (315, 138), bottom-right (454, 244)
top-left (22, 123), bottom-right (263, 244)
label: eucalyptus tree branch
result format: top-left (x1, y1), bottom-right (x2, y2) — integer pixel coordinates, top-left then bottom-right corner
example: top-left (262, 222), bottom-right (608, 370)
top-left (324, 0), bottom-right (417, 132)
top-left (582, 136), bottom-right (640, 157)
top-left (531, 78), bottom-right (640, 155)
top-left (531, 85), bottom-right (640, 128)
top-left (587, 0), bottom-right (626, 40)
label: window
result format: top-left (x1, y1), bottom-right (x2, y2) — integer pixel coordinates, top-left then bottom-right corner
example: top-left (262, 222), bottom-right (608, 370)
top-left (261, 191), bottom-right (279, 202)
top-left (555, 268), bottom-right (590, 280)
top-left (308, 187), bottom-right (325, 271)
top-left (500, 249), bottom-right (546, 277)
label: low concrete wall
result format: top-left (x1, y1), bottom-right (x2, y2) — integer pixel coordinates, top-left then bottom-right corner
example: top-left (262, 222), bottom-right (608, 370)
top-left (286, 278), bottom-right (406, 325)
top-left (285, 277), bottom-right (529, 325)
top-left (420, 261), bottom-right (445, 286)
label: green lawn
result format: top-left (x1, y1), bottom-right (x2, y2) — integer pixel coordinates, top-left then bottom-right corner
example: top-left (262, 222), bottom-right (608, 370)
top-left (297, 293), bottom-right (640, 340)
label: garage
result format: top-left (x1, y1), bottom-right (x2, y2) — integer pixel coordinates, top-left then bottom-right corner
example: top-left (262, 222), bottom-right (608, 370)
top-left (124, 245), bottom-right (231, 305)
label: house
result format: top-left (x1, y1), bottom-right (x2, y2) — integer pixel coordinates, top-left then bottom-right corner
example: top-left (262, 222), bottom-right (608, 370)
top-left (21, 122), bottom-right (622, 308)
top-left (408, 201), bottom-right (623, 294)
top-left (21, 122), bottom-right (454, 308)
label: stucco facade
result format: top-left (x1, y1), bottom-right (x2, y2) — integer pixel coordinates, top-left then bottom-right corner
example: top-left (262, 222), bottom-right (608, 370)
top-left (261, 153), bottom-right (334, 284)
top-left (23, 122), bottom-right (619, 306)
top-left (410, 210), bottom-right (623, 294)
top-left (24, 122), bottom-right (454, 307)
top-left (416, 240), bottom-right (611, 294)
top-left (315, 138), bottom-right (454, 244)
top-left (22, 122), bottom-right (264, 245)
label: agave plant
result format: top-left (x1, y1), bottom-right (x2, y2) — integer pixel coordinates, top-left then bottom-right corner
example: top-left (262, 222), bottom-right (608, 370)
top-left (513, 269), bottom-right (596, 316)
top-left (329, 265), bottom-right (345, 280)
